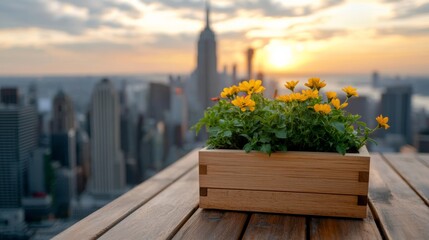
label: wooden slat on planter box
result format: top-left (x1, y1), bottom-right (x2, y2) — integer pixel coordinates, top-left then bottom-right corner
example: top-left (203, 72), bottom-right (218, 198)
top-left (200, 174), bottom-right (368, 196)
top-left (200, 189), bottom-right (367, 218)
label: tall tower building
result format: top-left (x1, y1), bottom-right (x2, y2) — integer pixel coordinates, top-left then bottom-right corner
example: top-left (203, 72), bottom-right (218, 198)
top-left (380, 85), bottom-right (412, 145)
top-left (51, 90), bottom-right (76, 170)
top-left (232, 64), bottom-right (238, 85)
top-left (247, 47), bottom-right (255, 80)
top-left (1, 87), bottom-right (19, 105)
top-left (0, 106), bottom-right (38, 208)
top-left (52, 90), bottom-right (75, 134)
top-left (89, 79), bottom-right (125, 196)
top-left (197, 0), bottom-right (218, 111)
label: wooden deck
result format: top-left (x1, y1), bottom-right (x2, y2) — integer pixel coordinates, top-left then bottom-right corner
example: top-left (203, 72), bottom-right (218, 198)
top-left (54, 149), bottom-right (429, 240)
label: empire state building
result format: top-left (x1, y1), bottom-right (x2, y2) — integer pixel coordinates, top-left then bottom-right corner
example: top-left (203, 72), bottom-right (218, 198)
top-left (197, 1), bottom-right (218, 110)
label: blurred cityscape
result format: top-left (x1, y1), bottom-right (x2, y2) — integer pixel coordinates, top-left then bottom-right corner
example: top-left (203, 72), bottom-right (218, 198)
top-left (1, 1), bottom-right (429, 239)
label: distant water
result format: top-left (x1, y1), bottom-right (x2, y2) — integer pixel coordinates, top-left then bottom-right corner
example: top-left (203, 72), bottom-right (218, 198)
top-left (273, 74), bottom-right (429, 112)
top-left (1, 73), bottom-right (428, 112)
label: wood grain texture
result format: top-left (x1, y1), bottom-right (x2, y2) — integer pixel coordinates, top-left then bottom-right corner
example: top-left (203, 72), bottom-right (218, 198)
top-left (53, 149), bottom-right (199, 240)
top-left (242, 214), bottom-right (305, 240)
top-left (201, 189), bottom-right (367, 218)
top-left (416, 154), bottom-right (429, 167)
top-left (99, 167), bottom-right (199, 240)
top-left (200, 147), bottom-right (369, 196)
top-left (310, 210), bottom-right (382, 240)
top-left (172, 209), bottom-right (248, 240)
top-left (369, 154), bottom-right (429, 240)
top-left (199, 147), bottom-right (369, 218)
top-left (383, 153), bottom-right (429, 205)
top-left (200, 175), bottom-right (368, 195)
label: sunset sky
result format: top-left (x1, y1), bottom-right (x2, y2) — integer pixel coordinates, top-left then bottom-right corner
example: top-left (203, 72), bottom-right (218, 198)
top-left (0, 0), bottom-right (428, 76)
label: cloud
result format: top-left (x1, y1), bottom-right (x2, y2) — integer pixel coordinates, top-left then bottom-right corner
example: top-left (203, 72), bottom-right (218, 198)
top-left (0, 0), bottom-right (139, 34)
top-left (391, 2), bottom-right (429, 19)
top-left (150, 0), bottom-right (345, 18)
top-left (376, 27), bottom-right (429, 36)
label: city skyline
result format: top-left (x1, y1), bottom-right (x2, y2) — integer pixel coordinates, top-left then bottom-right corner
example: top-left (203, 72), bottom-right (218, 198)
top-left (0, 0), bottom-right (428, 76)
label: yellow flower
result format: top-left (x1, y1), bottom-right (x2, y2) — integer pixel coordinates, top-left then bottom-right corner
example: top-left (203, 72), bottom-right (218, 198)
top-left (285, 80), bottom-right (299, 92)
top-left (342, 86), bottom-right (358, 98)
top-left (331, 98), bottom-right (348, 110)
top-left (239, 79), bottom-right (265, 95)
top-left (220, 86), bottom-right (239, 98)
top-left (231, 95), bottom-right (256, 112)
top-left (326, 91), bottom-right (337, 101)
top-left (302, 89), bottom-right (319, 99)
top-left (277, 95), bottom-right (293, 102)
top-left (305, 78), bottom-right (326, 90)
top-left (291, 93), bottom-right (308, 102)
top-left (314, 104), bottom-right (331, 114)
top-left (376, 114), bottom-right (390, 129)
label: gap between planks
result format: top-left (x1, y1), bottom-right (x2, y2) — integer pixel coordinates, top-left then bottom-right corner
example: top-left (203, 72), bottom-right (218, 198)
top-left (167, 206), bottom-right (199, 240)
top-left (238, 214), bottom-right (251, 240)
top-left (53, 149), bottom-right (199, 240)
top-left (94, 161), bottom-right (198, 238)
top-left (368, 200), bottom-right (389, 240)
top-left (380, 154), bottom-right (429, 207)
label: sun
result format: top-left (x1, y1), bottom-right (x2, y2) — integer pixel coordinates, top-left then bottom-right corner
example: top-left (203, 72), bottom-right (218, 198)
top-left (264, 41), bottom-right (294, 69)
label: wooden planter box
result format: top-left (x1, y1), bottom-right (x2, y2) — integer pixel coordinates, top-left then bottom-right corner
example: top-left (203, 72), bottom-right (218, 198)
top-left (199, 147), bottom-right (370, 218)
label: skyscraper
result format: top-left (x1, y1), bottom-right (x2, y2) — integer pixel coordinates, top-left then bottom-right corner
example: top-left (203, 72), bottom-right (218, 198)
top-left (0, 105), bottom-right (38, 208)
top-left (197, 0), bottom-right (218, 110)
top-left (381, 85), bottom-right (412, 145)
top-left (89, 79), bottom-right (125, 196)
top-left (51, 90), bottom-right (75, 134)
top-left (0, 87), bottom-right (19, 105)
top-left (247, 47), bottom-right (255, 80)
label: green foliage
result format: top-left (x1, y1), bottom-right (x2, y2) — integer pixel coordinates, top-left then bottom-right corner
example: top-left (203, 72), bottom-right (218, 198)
top-left (194, 80), bottom-right (385, 155)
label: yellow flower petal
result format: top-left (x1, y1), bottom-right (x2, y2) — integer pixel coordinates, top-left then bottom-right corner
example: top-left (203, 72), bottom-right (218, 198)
top-left (376, 114), bottom-right (390, 129)
top-left (342, 86), bottom-right (358, 98)
top-left (285, 80), bottom-right (299, 92)
top-left (314, 104), bottom-right (331, 114)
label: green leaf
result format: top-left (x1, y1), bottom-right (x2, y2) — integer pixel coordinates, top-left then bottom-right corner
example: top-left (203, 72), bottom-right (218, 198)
top-left (275, 130), bottom-right (287, 139)
top-left (260, 144), bottom-right (271, 154)
top-left (223, 130), bottom-right (232, 137)
top-left (208, 127), bottom-right (220, 134)
top-left (331, 122), bottom-right (345, 132)
top-left (336, 145), bottom-right (346, 155)
top-left (244, 143), bottom-right (253, 153)
top-left (259, 135), bottom-right (271, 143)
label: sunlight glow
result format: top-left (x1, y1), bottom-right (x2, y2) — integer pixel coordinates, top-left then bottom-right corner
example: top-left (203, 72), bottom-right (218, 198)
top-left (265, 41), bottom-right (294, 69)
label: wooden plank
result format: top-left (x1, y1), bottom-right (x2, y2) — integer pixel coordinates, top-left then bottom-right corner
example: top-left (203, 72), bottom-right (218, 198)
top-left (369, 154), bottom-right (429, 240)
top-left (207, 165), bottom-right (360, 181)
top-left (310, 210), bottom-right (382, 240)
top-left (53, 149), bottom-right (199, 240)
top-left (416, 154), bottom-right (429, 168)
top-left (200, 151), bottom-right (369, 171)
top-left (383, 154), bottom-right (429, 205)
top-left (99, 167), bottom-right (199, 240)
top-left (242, 214), bottom-right (305, 240)
top-left (200, 175), bottom-right (368, 195)
top-left (201, 189), bottom-right (367, 218)
top-left (172, 209), bottom-right (248, 240)
top-left (200, 146), bottom-right (370, 160)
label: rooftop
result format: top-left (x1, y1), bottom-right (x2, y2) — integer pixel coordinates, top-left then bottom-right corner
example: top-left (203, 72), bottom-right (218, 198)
top-left (54, 149), bottom-right (429, 239)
